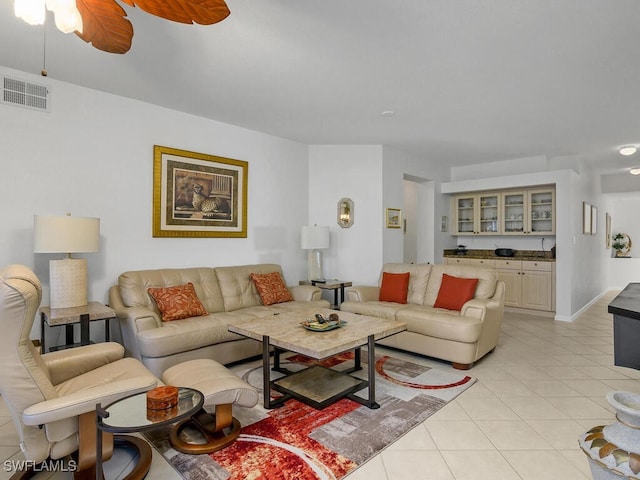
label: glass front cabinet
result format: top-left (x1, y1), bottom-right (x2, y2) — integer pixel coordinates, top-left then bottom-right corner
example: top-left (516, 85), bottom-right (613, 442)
top-left (452, 186), bottom-right (555, 236)
top-left (453, 193), bottom-right (500, 235)
top-left (502, 188), bottom-right (555, 236)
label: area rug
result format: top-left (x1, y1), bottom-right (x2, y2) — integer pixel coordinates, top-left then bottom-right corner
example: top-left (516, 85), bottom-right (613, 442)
top-left (144, 352), bottom-right (475, 480)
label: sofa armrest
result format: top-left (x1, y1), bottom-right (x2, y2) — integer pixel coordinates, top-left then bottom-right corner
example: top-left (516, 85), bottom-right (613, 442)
top-left (289, 285), bottom-right (323, 301)
top-left (345, 286), bottom-right (380, 302)
top-left (42, 342), bottom-right (126, 385)
top-left (109, 285), bottom-right (162, 361)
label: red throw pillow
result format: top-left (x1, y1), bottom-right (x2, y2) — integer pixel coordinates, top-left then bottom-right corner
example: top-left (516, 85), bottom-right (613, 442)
top-left (434, 274), bottom-right (479, 311)
top-left (148, 282), bottom-right (208, 322)
top-left (379, 272), bottom-right (410, 304)
top-left (250, 272), bottom-right (294, 306)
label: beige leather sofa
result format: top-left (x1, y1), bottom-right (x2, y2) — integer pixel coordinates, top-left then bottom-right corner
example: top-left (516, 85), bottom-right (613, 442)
top-left (341, 263), bottom-right (505, 369)
top-left (109, 264), bottom-right (329, 376)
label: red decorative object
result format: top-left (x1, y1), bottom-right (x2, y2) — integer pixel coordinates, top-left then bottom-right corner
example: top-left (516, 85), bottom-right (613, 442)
top-left (250, 272), bottom-right (294, 306)
top-left (147, 282), bottom-right (208, 321)
top-left (378, 272), bottom-right (410, 303)
top-left (433, 274), bottom-right (479, 311)
top-left (146, 385), bottom-right (179, 410)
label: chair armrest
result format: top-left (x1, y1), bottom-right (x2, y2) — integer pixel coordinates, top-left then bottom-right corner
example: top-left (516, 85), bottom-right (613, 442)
top-left (289, 285), bottom-right (323, 302)
top-left (346, 286), bottom-right (380, 302)
top-left (42, 342), bottom-right (125, 386)
top-left (22, 377), bottom-right (157, 426)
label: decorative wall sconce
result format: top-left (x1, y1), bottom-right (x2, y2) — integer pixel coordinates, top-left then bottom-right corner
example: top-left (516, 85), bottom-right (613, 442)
top-left (337, 198), bottom-right (354, 228)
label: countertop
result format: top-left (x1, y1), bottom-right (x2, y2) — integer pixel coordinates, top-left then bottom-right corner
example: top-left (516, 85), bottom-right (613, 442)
top-left (608, 283), bottom-right (640, 321)
top-left (443, 249), bottom-right (555, 262)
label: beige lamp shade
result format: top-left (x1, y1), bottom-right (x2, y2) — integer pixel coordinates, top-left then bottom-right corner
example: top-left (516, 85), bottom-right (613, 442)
top-left (301, 226), bottom-right (330, 250)
top-left (34, 214), bottom-right (100, 253)
top-left (33, 214), bottom-right (100, 309)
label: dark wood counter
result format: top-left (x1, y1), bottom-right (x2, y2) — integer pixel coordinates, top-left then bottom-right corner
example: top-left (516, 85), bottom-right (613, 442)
top-left (608, 283), bottom-right (640, 369)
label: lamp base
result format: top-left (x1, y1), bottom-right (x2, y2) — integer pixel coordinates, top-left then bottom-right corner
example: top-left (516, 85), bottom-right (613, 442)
top-left (307, 250), bottom-right (324, 281)
top-left (49, 258), bottom-right (88, 309)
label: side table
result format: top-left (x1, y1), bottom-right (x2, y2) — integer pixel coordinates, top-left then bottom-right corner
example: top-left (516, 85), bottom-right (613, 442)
top-left (40, 302), bottom-right (116, 353)
top-left (96, 387), bottom-right (204, 480)
top-left (300, 279), bottom-right (352, 309)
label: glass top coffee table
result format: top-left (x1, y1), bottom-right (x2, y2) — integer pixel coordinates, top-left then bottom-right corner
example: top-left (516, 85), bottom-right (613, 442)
top-left (95, 388), bottom-right (203, 480)
top-left (228, 309), bottom-right (406, 410)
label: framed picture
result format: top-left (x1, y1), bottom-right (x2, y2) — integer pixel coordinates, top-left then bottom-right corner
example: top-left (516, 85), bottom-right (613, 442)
top-left (386, 208), bottom-right (402, 228)
top-left (153, 145), bottom-right (248, 238)
top-left (591, 205), bottom-right (597, 235)
top-left (606, 212), bottom-right (611, 248)
top-left (441, 215), bottom-right (448, 232)
top-left (582, 202), bottom-right (591, 235)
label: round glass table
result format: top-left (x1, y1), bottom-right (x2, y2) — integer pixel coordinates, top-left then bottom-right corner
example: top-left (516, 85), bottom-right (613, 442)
top-left (95, 387), bottom-right (204, 480)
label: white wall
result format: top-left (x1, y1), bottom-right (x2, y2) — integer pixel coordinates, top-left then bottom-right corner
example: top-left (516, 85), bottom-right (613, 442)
top-left (604, 193), bottom-right (640, 288)
top-left (382, 146), bottom-right (451, 265)
top-left (1, 66), bottom-right (310, 342)
top-left (308, 145), bottom-right (384, 285)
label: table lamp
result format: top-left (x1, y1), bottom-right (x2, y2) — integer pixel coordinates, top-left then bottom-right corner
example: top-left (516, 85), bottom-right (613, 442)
top-left (33, 213), bottom-right (100, 309)
top-left (301, 225), bottom-right (330, 281)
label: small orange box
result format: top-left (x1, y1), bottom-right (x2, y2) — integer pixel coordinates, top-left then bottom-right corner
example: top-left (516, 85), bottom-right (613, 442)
top-left (146, 386), bottom-right (178, 410)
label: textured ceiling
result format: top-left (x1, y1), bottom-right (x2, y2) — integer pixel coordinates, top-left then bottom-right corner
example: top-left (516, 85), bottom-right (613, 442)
top-left (2, 0), bottom-right (640, 178)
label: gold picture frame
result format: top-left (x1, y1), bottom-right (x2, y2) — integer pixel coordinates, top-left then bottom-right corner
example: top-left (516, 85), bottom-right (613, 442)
top-left (153, 145), bottom-right (248, 238)
top-left (386, 208), bottom-right (402, 228)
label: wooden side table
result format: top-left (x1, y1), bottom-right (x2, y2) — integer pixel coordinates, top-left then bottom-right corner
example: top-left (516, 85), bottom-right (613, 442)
top-left (40, 302), bottom-right (115, 353)
top-left (300, 280), bottom-right (352, 309)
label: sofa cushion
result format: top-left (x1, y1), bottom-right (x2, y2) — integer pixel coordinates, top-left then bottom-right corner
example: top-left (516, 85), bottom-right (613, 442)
top-left (379, 272), bottom-right (410, 303)
top-left (433, 274), bottom-right (479, 311)
top-left (250, 272), bottom-right (294, 306)
top-left (424, 264), bottom-right (497, 307)
top-left (216, 264), bottom-right (289, 312)
top-left (340, 301), bottom-right (410, 320)
top-left (118, 268), bottom-right (225, 314)
top-left (380, 263), bottom-right (432, 305)
top-left (136, 312), bottom-right (254, 358)
top-left (397, 307), bottom-right (483, 343)
top-left (147, 283), bottom-right (209, 321)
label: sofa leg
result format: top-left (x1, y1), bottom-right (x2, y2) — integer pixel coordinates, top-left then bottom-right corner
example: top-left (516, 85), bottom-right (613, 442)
top-left (452, 362), bottom-right (473, 370)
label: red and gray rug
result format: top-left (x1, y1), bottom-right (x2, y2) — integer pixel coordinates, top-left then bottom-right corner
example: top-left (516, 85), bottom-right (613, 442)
top-left (145, 352), bottom-right (475, 479)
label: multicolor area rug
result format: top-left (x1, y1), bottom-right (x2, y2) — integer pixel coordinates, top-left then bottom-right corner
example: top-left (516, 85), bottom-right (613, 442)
top-left (145, 352), bottom-right (475, 480)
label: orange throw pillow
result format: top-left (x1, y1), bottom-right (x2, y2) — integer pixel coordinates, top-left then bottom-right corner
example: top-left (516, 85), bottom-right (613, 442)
top-left (379, 272), bottom-right (410, 304)
top-left (148, 282), bottom-right (208, 322)
top-left (434, 274), bottom-right (479, 311)
top-left (250, 272), bottom-right (294, 306)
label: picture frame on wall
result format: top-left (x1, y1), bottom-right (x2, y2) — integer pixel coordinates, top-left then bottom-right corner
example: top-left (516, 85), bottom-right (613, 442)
top-left (386, 208), bottom-right (402, 228)
top-left (591, 205), bottom-right (597, 235)
top-left (152, 145), bottom-right (248, 238)
top-left (582, 201), bottom-right (591, 235)
top-left (606, 212), bottom-right (611, 248)
top-left (441, 215), bottom-right (448, 232)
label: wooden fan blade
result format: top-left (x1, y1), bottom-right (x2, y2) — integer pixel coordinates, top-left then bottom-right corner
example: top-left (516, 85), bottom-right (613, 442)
top-left (76, 0), bottom-right (134, 53)
top-left (120, 0), bottom-right (230, 25)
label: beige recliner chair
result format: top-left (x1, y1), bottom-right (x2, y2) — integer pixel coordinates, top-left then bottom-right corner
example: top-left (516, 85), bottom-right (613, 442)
top-left (0, 265), bottom-right (158, 479)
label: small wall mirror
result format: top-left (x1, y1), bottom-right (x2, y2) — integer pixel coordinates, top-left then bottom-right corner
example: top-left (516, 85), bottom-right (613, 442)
top-left (337, 198), bottom-right (354, 228)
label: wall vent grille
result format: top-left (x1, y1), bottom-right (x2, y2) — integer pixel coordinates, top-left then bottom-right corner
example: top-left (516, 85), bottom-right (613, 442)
top-left (1, 76), bottom-right (50, 112)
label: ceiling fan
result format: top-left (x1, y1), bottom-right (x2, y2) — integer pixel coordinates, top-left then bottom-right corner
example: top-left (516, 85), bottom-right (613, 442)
top-left (14, 0), bottom-right (230, 54)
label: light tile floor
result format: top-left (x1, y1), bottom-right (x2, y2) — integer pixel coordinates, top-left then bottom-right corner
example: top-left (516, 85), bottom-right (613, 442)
top-left (1, 291), bottom-right (631, 479)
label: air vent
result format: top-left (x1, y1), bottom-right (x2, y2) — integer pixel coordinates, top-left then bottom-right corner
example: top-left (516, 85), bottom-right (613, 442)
top-left (1, 76), bottom-right (50, 112)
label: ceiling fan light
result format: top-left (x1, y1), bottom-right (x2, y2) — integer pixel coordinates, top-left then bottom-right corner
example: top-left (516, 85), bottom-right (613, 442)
top-left (14, 0), bottom-right (45, 25)
top-left (630, 168), bottom-right (640, 176)
top-left (619, 146), bottom-right (637, 156)
top-left (53, 4), bottom-right (82, 33)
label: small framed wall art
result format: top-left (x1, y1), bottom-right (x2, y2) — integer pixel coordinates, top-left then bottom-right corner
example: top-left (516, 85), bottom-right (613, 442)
top-left (386, 208), bottom-right (402, 228)
top-left (153, 145), bottom-right (248, 238)
top-left (582, 202), bottom-right (591, 235)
